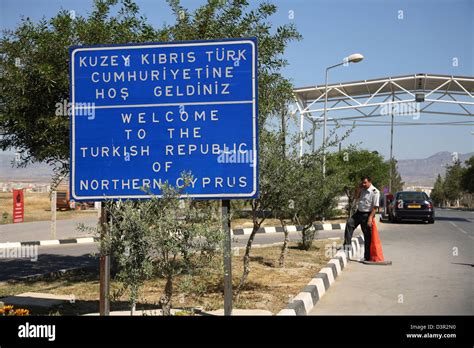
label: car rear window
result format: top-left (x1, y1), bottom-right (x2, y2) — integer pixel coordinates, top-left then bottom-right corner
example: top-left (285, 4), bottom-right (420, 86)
top-left (397, 192), bottom-right (428, 201)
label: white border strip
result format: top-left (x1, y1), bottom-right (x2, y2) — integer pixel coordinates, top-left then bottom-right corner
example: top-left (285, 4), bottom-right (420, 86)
top-left (76, 237), bottom-right (95, 244)
top-left (39, 240), bottom-right (60, 246)
top-left (0, 242), bottom-right (21, 248)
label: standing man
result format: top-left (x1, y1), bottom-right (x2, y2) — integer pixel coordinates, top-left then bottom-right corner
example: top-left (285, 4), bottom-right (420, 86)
top-left (343, 176), bottom-right (380, 261)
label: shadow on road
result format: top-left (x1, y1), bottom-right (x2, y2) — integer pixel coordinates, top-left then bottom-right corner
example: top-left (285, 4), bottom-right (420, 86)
top-left (451, 262), bottom-right (474, 267)
top-left (0, 253), bottom-right (98, 281)
top-left (381, 217), bottom-right (471, 224)
top-left (381, 220), bottom-right (427, 225)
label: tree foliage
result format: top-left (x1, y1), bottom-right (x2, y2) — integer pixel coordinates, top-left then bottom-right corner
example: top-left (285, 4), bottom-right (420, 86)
top-left (388, 158), bottom-right (404, 193)
top-left (0, 0), bottom-right (164, 184)
top-left (461, 156), bottom-right (474, 194)
top-left (103, 200), bottom-right (155, 315)
top-left (327, 147), bottom-right (390, 213)
top-left (291, 151), bottom-right (345, 250)
top-left (101, 174), bottom-right (223, 315)
top-left (431, 158), bottom-right (472, 207)
top-left (443, 160), bottom-right (463, 205)
top-left (430, 174), bottom-right (446, 207)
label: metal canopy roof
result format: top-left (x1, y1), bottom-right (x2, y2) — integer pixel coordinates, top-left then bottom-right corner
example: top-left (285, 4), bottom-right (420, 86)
top-left (293, 73), bottom-right (474, 101)
top-left (292, 73), bottom-right (474, 119)
top-left (292, 73), bottom-right (474, 157)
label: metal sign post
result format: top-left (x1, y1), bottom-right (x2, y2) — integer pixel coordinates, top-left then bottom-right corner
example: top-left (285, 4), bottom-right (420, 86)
top-left (221, 199), bottom-right (232, 315)
top-left (51, 190), bottom-right (57, 239)
top-left (99, 202), bottom-right (110, 315)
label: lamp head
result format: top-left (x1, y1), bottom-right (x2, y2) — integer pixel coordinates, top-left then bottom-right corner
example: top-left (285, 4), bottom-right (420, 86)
top-left (346, 53), bottom-right (364, 63)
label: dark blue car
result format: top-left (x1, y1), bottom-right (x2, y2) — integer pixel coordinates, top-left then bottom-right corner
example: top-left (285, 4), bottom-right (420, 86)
top-left (388, 191), bottom-right (435, 224)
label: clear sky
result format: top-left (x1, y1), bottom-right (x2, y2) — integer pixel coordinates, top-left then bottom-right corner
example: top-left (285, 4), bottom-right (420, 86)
top-left (1, 0), bottom-right (473, 160)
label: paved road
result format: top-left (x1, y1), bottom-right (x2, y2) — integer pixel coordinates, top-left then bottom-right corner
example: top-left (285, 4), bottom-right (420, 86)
top-left (0, 244), bottom-right (98, 281)
top-left (309, 208), bottom-right (473, 315)
top-left (0, 226), bottom-right (344, 281)
top-left (0, 216), bottom-right (344, 244)
top-left (0, 217), bottom-right (98, 243)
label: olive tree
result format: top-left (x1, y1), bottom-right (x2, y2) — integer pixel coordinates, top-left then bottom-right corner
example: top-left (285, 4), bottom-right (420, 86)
top-left (98, 174), bottom-right (223, 316)
top-left (102, 200), bottom-right (154, 315)
top-left (289, 152), bottom-right (343, 250)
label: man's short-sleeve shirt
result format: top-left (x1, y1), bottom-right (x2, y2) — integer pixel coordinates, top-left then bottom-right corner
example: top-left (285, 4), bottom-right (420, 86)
top-left (357, 184), bottom-right (380, 212)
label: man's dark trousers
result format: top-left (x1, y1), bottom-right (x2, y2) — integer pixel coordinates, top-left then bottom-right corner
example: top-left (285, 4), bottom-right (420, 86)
top-left (344, 210), bottom-right (372, 260)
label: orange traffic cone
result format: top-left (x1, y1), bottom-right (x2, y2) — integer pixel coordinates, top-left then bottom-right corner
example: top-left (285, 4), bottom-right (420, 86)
top-left (370, 217), bottom-right (384, 262)
top-left (363, 217), bottom-right (392, 265)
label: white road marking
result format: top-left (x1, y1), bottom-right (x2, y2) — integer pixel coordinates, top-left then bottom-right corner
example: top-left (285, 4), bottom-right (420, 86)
top-left (446, 220), bottom-right (474, 239)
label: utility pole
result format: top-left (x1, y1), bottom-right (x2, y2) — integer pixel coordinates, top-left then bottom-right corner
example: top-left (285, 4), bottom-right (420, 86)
top-left (311, 121), bottom-right (317, 153)
top-left (389, 93), bottom-right (395, 193)
top-left (281, 107), bottom-right (286, 155)
top-left (322, 53), bottom-right (364, 177)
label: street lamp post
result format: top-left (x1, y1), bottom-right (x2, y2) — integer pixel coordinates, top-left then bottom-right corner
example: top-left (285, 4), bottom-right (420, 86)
top-left (322, 53), bottom-right (364, 177)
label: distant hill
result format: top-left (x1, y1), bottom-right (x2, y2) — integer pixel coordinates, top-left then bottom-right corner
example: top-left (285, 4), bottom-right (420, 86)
top-left (397, 151), bottom-right (473, 187)
top-left (0, 153), bottom-right (53, 182)
top-left (1, 150), bottom-right (473, 187)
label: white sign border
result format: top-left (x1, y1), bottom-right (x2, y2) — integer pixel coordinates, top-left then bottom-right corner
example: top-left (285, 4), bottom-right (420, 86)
top-left (71, 39), bottom-right (257, 200)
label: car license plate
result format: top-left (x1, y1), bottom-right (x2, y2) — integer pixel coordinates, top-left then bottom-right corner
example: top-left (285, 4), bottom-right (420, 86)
top-left (407, 204), bottom-right (421, 208)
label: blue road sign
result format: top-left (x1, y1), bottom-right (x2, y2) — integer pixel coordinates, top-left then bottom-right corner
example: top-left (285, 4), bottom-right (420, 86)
top-left (69, 38), bottom-right (258, 200)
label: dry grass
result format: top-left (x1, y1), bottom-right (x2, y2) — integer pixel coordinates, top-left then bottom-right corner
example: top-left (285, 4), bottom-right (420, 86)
top-left (0, 192), bottom-right (96, 224)
top-left (0, 240), bottom-right (332, 315)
